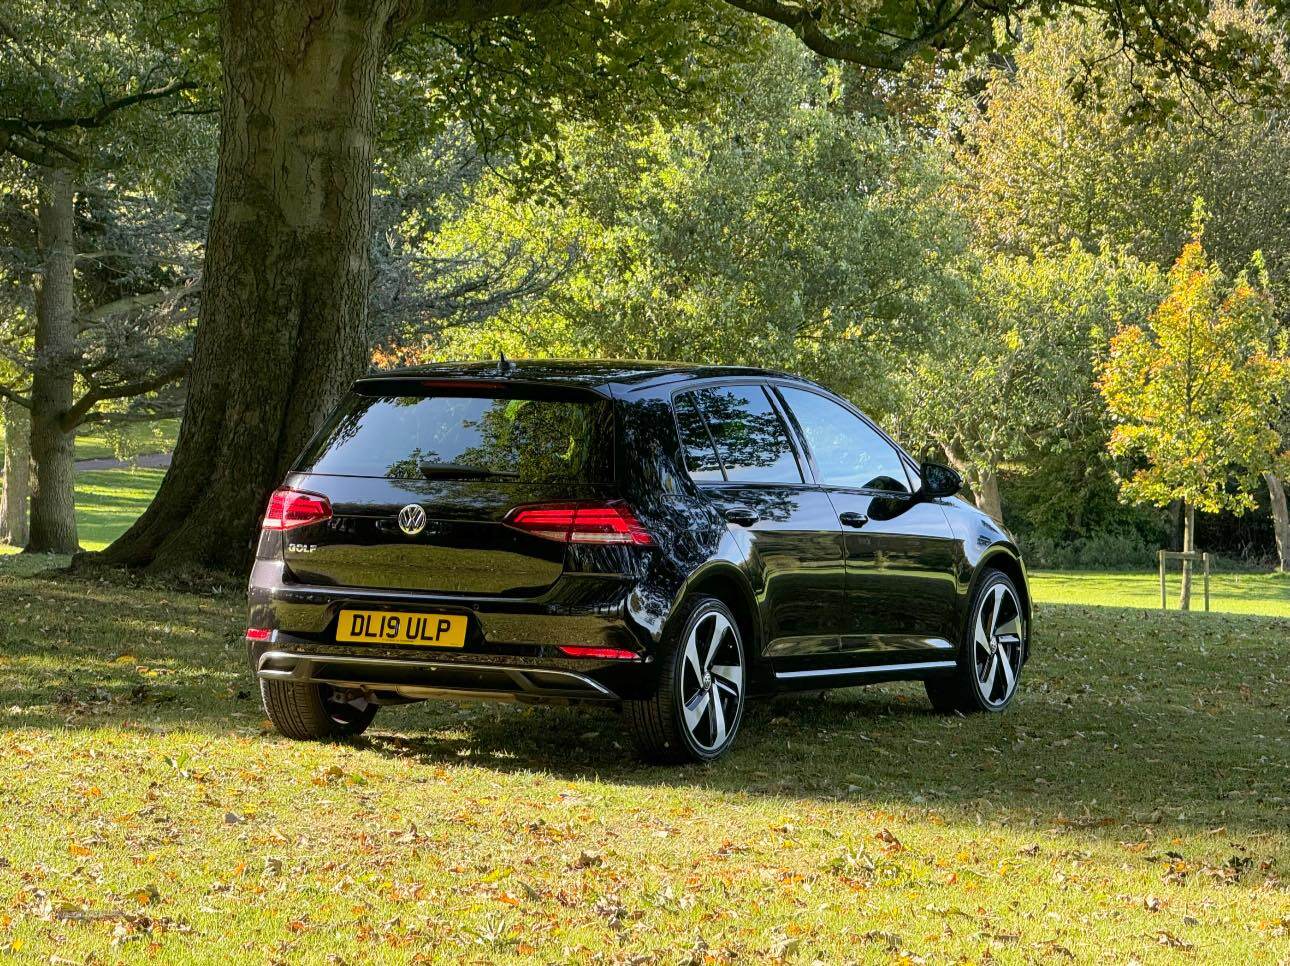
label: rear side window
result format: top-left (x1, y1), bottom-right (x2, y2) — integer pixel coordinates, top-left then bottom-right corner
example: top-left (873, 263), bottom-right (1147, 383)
top-left (674, 386), bottom-right (803, 484)
top-left (297, 385), bottom-right (613, 482)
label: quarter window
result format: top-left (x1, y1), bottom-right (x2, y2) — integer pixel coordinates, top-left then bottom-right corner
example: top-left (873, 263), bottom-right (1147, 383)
top-left (778, 387), bottom-right (911, 493)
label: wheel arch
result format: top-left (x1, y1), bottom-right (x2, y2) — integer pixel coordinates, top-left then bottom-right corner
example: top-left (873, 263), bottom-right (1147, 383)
top-left (967, 546), bottom-right (1032, 661)
top-left (671, 562), bottom-right (765, 681)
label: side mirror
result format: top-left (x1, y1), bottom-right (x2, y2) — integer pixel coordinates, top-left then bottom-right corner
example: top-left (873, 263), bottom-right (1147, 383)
top-left (919, 461), bottom-right (961, 499)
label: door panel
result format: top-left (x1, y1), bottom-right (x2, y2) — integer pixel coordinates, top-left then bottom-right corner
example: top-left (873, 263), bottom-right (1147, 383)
top-left (775, 385), bottom-right (960, 661)
top-left (826, 489), bottom-right (960, 658)
top-left (702, 484), bottom-right (846, 658)
top-left (676, 383), bottom-right (846, 658)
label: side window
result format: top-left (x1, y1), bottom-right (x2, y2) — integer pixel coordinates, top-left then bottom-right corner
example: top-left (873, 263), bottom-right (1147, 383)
top-left (673, 392), bottom-right (724, 481)
top-left (778, 387), bottom-right (911, 493)
top-left (694, 385), bottom-right (803, 484)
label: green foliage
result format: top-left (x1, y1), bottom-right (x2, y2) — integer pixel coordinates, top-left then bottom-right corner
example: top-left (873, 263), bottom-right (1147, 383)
top-left (1099, 221), bottom-right (1289, 514)
top-left (0, 0), bottom-right (217, 182)
top-left (382, 0), bottom-right (759, 188)
top-left (419, 38), bottom-right (968, 415)
top-left (897, 243), bottom-right (1162, 478)
top-left (954, 14), bottom-right (1290, 301)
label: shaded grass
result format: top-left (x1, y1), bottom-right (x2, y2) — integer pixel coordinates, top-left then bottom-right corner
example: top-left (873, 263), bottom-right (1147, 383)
top-left (0, 562), bottom-right (1286, 962)
top-left (1031, 568), bottom-right (1290, 617)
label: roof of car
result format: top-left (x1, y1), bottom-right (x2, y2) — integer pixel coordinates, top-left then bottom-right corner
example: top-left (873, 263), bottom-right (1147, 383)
top-left (356, 359), bottom-right (802, 391)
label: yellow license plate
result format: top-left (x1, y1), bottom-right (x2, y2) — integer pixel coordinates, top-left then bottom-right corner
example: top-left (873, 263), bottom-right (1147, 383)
top-left (337, 610), bottom-right (468, 647)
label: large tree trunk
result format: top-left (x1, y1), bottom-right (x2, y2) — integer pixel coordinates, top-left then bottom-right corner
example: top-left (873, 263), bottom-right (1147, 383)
top-left (973, 467), bottom-right (1004, 524)
top-left (1265, 471), bottom-right (1290, 573)
top-left (26, 167), bottom-right (79, 554)
top-left (1178, 500), bottom-right (1194, 611)
top-left (0, 399), bottom-right (32, 546)
top-left (102, 0), bottom-right (394, 573)
top-left (940, 441), bottom-right (1004, 524)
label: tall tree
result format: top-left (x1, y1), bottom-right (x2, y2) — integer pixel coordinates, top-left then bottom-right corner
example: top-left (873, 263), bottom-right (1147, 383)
top-left (1099, 219), bottom-right (1288, 606)
top-left (95, 0), bottom-right (1289, 572)
top-left (899, 244), bottom-right (1161, 523)
top-left (0, 0), bottom-right (215, 551)
top-left (426, 37), bottom-right (968, 414)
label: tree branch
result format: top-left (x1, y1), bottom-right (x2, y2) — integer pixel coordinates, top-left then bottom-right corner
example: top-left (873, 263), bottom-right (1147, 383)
top-left (59, 359), bottom-right (189, 432)
top-left (5, 79), bottom-right (199, 134)
top-left (719, 0), bottom-right (970, 70)
top-left (78, 281), bottom-right (200, 326)
top-left (0, 383), bottom-right (32, 409)
top-left (0, 129), bottom-right (82, 168)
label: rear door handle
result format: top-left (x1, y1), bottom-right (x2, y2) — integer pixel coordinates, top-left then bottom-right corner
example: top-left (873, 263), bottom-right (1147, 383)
top-left (839, 511), bottom-right (869, 528)
top-left (724, 508), bottom-right (760, 527)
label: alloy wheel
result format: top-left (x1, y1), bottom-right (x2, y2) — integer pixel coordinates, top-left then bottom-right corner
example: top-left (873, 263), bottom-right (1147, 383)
top-left (972, 582), bottom-right (1024, 707)
top-left (679, 611), bottom-right (744, 752)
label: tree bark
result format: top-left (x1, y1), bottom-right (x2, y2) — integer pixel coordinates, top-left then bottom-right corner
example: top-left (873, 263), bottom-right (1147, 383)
top-left (26, 167), bottom-right (79, 554)
top-left (939, 441), bottom-right (1004, 524)
top-left (973, 467), bottom-right (1004, 524)
top-left (1178, 500), bottom-right (1194, 611)
top-left (1265, 471), bottom-right (1290, 573)
top-left (102, 0), bottom-right (395, 573)
top-left (0, 400), bottom-right (32, 547)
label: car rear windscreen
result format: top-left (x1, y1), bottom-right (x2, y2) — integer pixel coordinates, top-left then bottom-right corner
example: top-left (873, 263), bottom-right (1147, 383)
top-left (297, 384), bottom-right (614, 482)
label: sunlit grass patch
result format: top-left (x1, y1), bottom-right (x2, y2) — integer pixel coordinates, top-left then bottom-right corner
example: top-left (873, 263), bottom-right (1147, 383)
top-left (1030, 568), bottom-right (1290, 617)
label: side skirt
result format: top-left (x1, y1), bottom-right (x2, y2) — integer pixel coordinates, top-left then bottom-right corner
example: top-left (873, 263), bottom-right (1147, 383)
top-left (771, 659), bottom-right (956, 690)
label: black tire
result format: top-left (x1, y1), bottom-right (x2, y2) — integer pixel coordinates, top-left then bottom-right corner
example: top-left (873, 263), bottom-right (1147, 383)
top-left (260, 679), bottom-right (378, 740)
top-left (925, 568), bottom-right (1026, 715)
top-left (626, 596), bottom-right (746, 764)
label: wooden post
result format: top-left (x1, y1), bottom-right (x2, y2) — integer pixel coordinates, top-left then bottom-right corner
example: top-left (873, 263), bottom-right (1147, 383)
top-left (1203, 552), bottom-right (1211, 612)
top-left (1159, 550), bottom-right (1167, 610)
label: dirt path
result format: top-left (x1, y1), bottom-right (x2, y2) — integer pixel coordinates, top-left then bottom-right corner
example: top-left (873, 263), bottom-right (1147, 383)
top-left (74, 452), bottom-right (172, 471)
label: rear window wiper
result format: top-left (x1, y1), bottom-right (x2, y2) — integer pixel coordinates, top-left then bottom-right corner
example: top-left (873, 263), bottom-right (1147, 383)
top-left (418, 461), bottom-right (517, 480)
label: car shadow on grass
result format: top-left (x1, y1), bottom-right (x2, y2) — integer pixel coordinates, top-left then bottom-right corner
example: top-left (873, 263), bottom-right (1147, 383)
top-left (356, 663), bottom-right (1285, 843)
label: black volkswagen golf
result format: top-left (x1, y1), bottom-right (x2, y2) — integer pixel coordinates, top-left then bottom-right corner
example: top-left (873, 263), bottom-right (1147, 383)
top-left (247, 361), bottom-right (1031, 762)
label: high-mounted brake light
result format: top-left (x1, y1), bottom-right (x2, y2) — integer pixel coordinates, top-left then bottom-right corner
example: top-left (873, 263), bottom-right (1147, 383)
top-left (262, 488), bottom-right (332, 531)
top-left (504, 501), bottom-right (653, 546)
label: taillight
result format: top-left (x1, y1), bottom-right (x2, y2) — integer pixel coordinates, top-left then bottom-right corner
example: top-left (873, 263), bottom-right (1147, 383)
top-left (504, 501), bottom-right (653, 546)
top-left (262, 488), bottom-right (332, 530)
top-left (245, 627), bottom-right (272, 641)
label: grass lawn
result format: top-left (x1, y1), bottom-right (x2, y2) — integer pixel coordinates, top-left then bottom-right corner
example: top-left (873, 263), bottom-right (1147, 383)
top-left (73, 469), bottom-right (167, 551)
top-left (74, 419), bottom-right (179, 462)
top-left (1030, 569), bottom-right (1290, 618)
top-left (0, 564), bottom-right (1286, 962)
top-left (0, 468), bottom-right (164, 557)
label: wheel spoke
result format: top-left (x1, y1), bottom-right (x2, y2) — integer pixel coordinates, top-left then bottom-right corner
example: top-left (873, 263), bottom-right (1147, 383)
top-left (1000, 650), bottom-right (1016, 692)
top-left (981, 653), bottom-right (999, 699)
top-left (711, 663), bottom-right (743, 696)
top-left (973, 612), bottom-right (991, 655)
top-left (683, 690), bottom-right (710, 735)
top-left (995, 613), bottom-right (1021, 639)
top-left (703, 614), bottom-right (731, 670)
top-left (987, 585), bottom-right (1004, 638)
top-left (683, 633), bottom-right (702, 684)
top-left (710, 690), bottom-right (728, 746)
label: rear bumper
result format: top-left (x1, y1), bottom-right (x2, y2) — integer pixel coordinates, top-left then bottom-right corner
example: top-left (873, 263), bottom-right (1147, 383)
top-left (246, 560), bottom-right (660, 702)
top-left (254, 648), bottom-right (619, 704)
